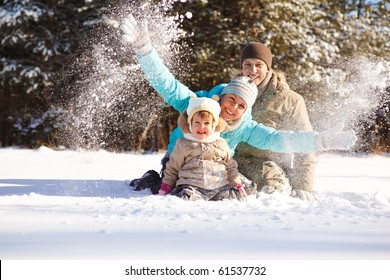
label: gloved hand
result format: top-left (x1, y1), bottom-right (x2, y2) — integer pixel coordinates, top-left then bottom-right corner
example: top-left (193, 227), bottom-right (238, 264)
top-left (316, 123), bottom-right (357, 151)
top-left (158, 183), bottom-right (174, 196)
top-left (291, 189), bottom-right (318, 201)
top-left (121, 14), bottom-right (152, 55)
top-left (235, 183), bottom-right (248, 198)
top-left (158, 190), bottom-right (168, 195)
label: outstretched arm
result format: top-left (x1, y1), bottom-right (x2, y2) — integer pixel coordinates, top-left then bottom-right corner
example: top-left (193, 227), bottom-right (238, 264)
top-left (121, 14), bottom-right (193, 113)
top-left (242, 120), bottom-right (357, 153)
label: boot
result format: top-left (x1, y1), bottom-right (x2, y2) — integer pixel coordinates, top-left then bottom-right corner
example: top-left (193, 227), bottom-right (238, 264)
top-left (129, 170), bottom-right (162, 194)
top-left (260, 161), bottom-right (292, 195)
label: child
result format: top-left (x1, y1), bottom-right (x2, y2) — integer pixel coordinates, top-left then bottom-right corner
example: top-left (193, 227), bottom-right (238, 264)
top-left (158, 96), bottom-right (247, 201)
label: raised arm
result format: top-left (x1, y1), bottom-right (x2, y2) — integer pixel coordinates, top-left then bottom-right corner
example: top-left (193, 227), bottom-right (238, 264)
top-left (121, 14), bottom-right (193, 113)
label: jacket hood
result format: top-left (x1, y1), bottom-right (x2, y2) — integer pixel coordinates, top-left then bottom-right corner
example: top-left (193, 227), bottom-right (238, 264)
top-left (271, 70), bottom-right (290, 92)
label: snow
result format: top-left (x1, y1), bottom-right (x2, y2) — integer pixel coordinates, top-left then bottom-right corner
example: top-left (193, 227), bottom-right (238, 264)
top-left (1, 146), bottom-right (389, 263)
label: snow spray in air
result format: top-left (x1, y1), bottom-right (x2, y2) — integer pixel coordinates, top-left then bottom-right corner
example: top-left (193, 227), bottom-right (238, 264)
top-left (56, 0), bottom-right (189, 151)
top-left (309, 56), bottom-right (390, 150)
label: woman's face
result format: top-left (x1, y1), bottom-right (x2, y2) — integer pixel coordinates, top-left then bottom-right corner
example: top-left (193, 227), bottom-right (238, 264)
top-left (219, 93), bottom-right (247, 122)
top-left (242, 58), bottom-right (268, 86)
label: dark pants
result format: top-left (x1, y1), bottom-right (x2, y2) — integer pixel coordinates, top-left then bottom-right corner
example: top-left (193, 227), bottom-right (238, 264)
top-left (171, 184), bottom-right (246, 201)
top-left (160, 152), bottom-right (170, 178)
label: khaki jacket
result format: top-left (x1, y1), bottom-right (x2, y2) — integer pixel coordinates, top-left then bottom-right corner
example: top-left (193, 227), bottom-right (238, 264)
top-left (234, 71), bottom-right (316, 192)
top-left (163, 137), bottom-right (241, 190)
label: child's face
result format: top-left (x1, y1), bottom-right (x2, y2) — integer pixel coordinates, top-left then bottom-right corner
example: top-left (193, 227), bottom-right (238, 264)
top-left (191, 112), bottom-right (214, 140)
top-left (219, 93), bottom-right (247, 122)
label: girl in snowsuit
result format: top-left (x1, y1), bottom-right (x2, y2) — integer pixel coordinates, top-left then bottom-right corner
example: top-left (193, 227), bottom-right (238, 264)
top-left (159, 96), bottom-right (247, 201)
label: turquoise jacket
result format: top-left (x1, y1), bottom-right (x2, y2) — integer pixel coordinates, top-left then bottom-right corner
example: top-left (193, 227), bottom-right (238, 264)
top-left (137, 48), bottom-right (318, 155)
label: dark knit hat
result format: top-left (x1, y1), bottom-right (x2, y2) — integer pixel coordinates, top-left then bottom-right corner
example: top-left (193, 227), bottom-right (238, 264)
top-left (240, 42), bottom-right (273, 69)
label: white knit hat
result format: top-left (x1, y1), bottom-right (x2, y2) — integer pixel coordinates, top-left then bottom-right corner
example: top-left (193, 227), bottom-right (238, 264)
top-left (187, 95), bottom-right (221, 126)
top-left (221, 76), bottom-right (258, 108)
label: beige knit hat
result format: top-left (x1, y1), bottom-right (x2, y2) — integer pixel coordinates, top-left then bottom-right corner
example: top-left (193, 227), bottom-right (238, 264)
top-left (221, 76), bottom-right (258, 108)
top-left (240, 42), bottom-right (273, 69)
top-left (186, 95), bottom-right (221, 125)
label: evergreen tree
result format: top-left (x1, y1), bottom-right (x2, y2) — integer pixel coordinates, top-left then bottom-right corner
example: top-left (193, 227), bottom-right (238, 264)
top-left (172, 0), bottom-right (389, 152)
top-left (1, 0), bottom-right (388, 152)
top-left (0, 0), bottom-right (83, 147)
top-left (51, 0), bottom-right (188, 151)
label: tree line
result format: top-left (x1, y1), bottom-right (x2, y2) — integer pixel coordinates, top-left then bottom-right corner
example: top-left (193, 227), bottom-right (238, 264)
top-left (1, 0), bottom-right (389, 152)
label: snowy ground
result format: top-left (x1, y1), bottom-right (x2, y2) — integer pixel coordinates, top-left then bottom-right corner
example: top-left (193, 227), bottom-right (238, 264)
top-left (0, 147), bottom-right (390, 260)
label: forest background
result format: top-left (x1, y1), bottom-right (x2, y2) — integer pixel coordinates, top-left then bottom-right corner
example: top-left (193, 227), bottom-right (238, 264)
top-left (1, 0), bottom-right (389, 153)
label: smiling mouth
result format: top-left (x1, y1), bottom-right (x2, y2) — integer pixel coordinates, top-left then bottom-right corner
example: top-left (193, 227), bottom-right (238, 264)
top-left (222, 108), bottom-right (235, 121)
top-left (225, 108), bottom-right (234, 116)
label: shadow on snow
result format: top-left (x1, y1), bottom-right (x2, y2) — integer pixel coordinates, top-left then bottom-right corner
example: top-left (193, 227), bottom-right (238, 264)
top-left (0, 179), bottom-right (151, 198)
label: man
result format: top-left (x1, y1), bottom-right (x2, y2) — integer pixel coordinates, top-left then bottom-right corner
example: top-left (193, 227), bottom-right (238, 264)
top-left (234, 42), bottom-right (316, 201)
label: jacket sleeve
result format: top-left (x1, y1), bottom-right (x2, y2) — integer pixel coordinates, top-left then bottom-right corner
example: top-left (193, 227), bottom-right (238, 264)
top-left (241, 119), bottom-right (318, 153)
top-left (162, 139), bottom-right (186, 187)
top-left (285, 94), bottom-right (316, 192)
top-left (223, 140), bottom-right (241, 186)
top-left (167, 127), bottom-right (184, 155)
top-left (136, 48), bottom-right (193, 113)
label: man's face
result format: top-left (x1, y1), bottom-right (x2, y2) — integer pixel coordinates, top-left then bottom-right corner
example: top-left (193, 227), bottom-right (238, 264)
top-left (242, 58), bottom-right (268, 86)
top-left (219, 93), bottom-right (247, 122)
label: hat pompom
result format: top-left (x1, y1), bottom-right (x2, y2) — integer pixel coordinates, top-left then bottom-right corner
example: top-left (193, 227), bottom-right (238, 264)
top-left (211, 95), bottom-right (220, 102)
